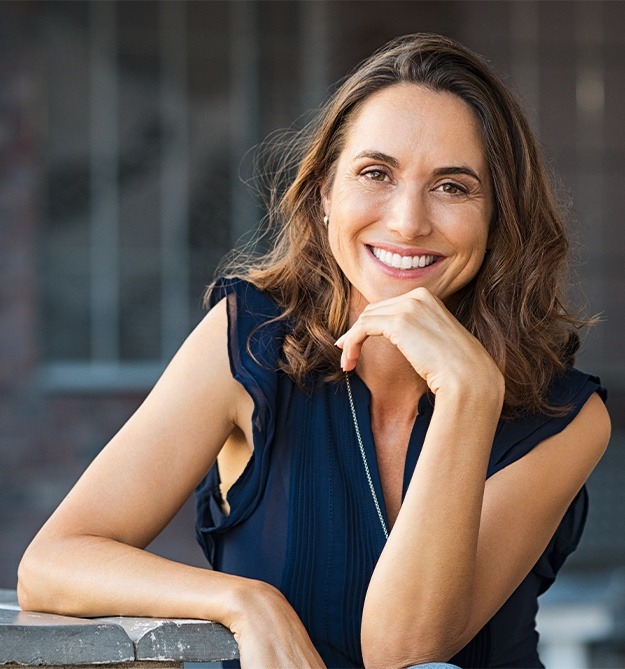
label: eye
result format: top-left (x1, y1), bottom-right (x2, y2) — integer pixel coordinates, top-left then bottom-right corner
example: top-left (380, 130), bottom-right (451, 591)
top-left (362, 168), bottom-right (389, 182)
top-left (437, 181), bottom-right (468, 195)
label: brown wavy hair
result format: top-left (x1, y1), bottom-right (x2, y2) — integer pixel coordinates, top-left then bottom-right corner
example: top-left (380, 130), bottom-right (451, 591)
top-left (208, 33), bottom-right (589, 417)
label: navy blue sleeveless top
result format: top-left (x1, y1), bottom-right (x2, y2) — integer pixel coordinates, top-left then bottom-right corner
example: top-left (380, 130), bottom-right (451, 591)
top-left (195, 278), bottom-right (606, 669)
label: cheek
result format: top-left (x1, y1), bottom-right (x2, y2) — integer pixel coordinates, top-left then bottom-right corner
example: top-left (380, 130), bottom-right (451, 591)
top-left (328, 226), bottom-right (363, 274)
top-left (434, 202), bottom-right (490, 252)
top-left (327, 195), bottom-right (369, 260)
top-left (331, 178), bottom-right (385, 222)
top-left (328, 228), bottom-right (342, 261)
top-left (327, 210), bottom-right (344, 265)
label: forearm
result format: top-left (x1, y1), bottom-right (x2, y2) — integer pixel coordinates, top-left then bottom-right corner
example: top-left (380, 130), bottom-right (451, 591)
top-left (18, 533), bottom-right (250, 628)
top-left (19, 533), bottom-right (326, 668)
top-left (362, 385), bottom-right (503, 665)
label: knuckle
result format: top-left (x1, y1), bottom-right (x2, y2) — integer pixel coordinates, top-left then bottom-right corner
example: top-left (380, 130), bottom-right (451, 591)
top-left (358, 311), bottom-right (374, 328)
top-left (412, 286), bottom-right (431, 300)
top-left (396, 310), bottom-right (409, 324)
top-left (391, 312), bottom-right (408, 329)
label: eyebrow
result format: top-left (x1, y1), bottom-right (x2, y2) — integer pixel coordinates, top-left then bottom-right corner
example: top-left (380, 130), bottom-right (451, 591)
top-left (353, 150), bottom-right (400, 168)
top-left (432, 166), bottom-right (482, 184)
top-left (353, 150), bottom-right (483, 184)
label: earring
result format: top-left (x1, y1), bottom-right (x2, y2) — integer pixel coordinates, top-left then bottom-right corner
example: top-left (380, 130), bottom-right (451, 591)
top-left (323, 215), bottom-right (329, 226)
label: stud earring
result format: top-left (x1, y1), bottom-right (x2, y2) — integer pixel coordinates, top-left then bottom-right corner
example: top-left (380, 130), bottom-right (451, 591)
top-left (323, 215), bottom-right (329, 226)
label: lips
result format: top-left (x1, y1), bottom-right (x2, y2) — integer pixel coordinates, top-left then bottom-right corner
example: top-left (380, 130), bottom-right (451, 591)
top-left (370, 245), bottom-right (439, 270)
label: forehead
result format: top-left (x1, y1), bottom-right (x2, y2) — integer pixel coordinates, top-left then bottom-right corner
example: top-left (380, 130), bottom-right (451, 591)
top-left (341, 83), bottom-right (486, 167)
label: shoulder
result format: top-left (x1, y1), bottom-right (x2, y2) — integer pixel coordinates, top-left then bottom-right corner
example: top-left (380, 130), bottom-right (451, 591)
top-left (543, 365), bottom-right (609, 461)
top-left (489, 366), bottom-right (608, 477)
top-left (206, 277), bottom-right (288, 433)
top-left (546, 387), bottom-right (610, 469)
top-left (546, 365), bottom-right (607, 407)
top-left (527, 388), bottom-right (610, 482)
top-left (167, 295), bottom-right (242, 427)
top-left (208, 276), bottom-right (286, 360)
top-left (486, 379), bottom-right (609, 528)
top-left (542, 366), bottom-right (609, 457)
top-left (207, 276), bottom-right (283, 321)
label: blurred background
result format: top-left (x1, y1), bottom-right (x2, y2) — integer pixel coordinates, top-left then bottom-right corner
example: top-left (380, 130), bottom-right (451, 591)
top-left (0, 0), bottom-right (624, 666)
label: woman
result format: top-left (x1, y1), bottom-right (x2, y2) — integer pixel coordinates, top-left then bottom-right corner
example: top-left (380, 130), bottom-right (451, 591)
top-left (18, 34), bottom-right (610, 669)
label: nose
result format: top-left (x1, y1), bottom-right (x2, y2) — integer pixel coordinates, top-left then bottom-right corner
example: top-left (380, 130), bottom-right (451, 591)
top-left (387, 185), bottom-right (432, 239)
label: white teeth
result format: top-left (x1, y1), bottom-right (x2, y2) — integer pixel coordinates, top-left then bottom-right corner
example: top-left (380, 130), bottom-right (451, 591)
top-left (371, 246), bottom-right (436, 270)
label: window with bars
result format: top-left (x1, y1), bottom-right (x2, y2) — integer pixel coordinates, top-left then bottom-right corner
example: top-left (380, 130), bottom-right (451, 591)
top-left (38, 0), bottom-right (621, 394)
top-left (39, 0), bottom-right (329, 392)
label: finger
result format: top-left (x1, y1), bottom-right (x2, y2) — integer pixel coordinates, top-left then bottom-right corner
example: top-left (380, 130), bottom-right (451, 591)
top-left (339, 315), bottom-right (393, 371)
top-left (340, 344), bottom-right (360, 372)
top-left (336, 291), bottom-right (448, 371)
top-left (341, 347), bottom-right (358, 372)
top-left (360, 285), bottom-right (439, 313)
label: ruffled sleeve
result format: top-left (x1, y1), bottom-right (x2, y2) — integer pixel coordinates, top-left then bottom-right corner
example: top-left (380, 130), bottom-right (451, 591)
top-left (195, 278), bottom-right (285, 558)
top-left (487, 366), bottom-right (607, 592)
top-left (488, 367), bottom-right (606, 478)
top-left (206, 277), bottom-right (284, 441)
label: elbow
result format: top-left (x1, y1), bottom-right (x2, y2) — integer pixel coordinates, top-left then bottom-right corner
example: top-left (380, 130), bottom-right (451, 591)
top-left (17, 544), bottom-right (42, 612)
top-left (361, 613), bottom-right (468, 669)
top-left (17, 537), bottom-right (72, 615)
top-left (361, 634), bottom-right (462, 669)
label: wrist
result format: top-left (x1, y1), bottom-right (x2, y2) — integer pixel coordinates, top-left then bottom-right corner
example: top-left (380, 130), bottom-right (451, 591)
top-left (435, 370), bottom-right (505, 413)
top-left (214, 573), bottom-right (254, 631)
top-left (223, 576), bottom-right (280, 632)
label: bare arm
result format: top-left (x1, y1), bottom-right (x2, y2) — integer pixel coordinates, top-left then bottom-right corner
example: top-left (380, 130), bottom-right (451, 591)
top-left (362, 381), bottom-right (501, 667)
top-left (335, 288), bottom-right (610, 669)
top-left (18, 298), bottom-right (325, 668)
top-left (18, 298), bottom-right (242, 617)
top-left (363, 390), bottom-right (608, 668)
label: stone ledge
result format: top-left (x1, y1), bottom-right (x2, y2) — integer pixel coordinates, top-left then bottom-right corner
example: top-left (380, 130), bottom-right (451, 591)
top-left (0, 590), bottom-right (238, 666)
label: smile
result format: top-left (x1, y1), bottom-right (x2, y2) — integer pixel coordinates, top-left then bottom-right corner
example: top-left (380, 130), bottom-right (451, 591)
top-left (370, 246), bottom-right (438, 270)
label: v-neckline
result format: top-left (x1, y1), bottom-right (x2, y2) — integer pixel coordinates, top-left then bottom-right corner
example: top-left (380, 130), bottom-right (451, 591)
top-left (347, 372), bottom-right (434, 535)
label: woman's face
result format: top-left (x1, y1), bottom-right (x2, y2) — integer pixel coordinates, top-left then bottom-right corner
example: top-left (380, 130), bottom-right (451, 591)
top-left (323, 83), bottom-right (493, 318)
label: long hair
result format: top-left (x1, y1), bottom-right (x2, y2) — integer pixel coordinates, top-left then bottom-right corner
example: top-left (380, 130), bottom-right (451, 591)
top-left (209, 33), bottom-right (588, 417)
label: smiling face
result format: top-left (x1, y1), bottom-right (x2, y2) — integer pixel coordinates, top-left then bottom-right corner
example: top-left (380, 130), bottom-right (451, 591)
top-left (322, 83), bottom-right (493, 319)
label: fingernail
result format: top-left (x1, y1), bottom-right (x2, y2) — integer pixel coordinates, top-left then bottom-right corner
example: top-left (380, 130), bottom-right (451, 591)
top-left (340, 350), bottom-right (346, 370)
